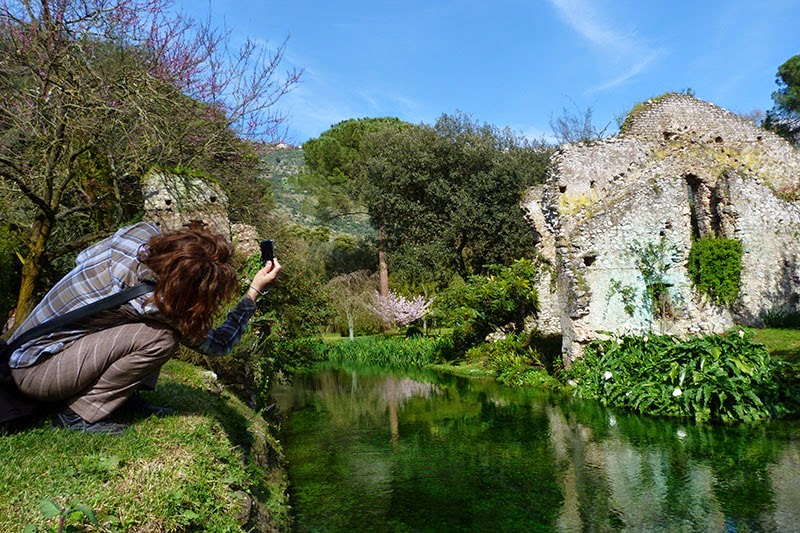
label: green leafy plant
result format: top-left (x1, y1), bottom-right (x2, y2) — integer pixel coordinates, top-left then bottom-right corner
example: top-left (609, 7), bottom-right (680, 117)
top-left (607, 236), bottom-right (681, 327)
top-left (566, 330), bottom-right (798, 423)
top-left (608, 279), bottom-right (638, 317)
top-left (465, 332), bottom-right (562, 390)
top-left (25, 499), bottom-right (99, 533)
top-left (631, 237), bottom-right (679, 320)
top-left (431, 259), bottom-right (540, 356)
top-left (687, 237), bottom-right (743, 306)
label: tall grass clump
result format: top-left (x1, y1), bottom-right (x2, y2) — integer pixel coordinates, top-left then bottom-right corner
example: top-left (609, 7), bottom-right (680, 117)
top-left (566, 330), bottom-right (800, 423)
top-left (761, 308), bottom-right (800, 329)
top-left (325, 335), bottom-right (450, 369)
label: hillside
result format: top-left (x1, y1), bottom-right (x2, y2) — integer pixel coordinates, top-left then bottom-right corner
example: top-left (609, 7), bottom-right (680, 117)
top-left (261, 147), bottom-right (374, 237)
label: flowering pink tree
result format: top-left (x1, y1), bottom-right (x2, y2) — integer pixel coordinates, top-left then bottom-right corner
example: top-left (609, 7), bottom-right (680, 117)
top-left (370, 290), bottom-right (434, 328)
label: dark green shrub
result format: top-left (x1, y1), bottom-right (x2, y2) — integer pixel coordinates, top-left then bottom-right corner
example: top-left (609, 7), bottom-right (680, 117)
top-left (566, 330), bottom-right (798, 423)
top-left (466, 332), bottom-right (562, 390)
top-left (687, 237), bottom-right (743, 306)
top-left (405, 325), bottom-right (424, 337)
top-left (266, 337), bottom-right (330, 371)
top-left (761, 308), bottom-right (800, 329)
top-left (0, 226), bottom-right (21, 315)
top-left (431, 258), bottom-right (540, 356)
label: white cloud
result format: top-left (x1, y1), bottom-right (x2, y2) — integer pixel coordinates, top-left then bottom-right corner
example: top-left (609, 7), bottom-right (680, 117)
top-left (547, 0), bottom-right (664, 91)
top-left (280, 85), bottom-right (348, 142)
top-left (589, 49), bottom-right (665, 93)
top-left (355, 88), bottom-right (423, 119)
top-left (548, 0), bottom-right (635, 57)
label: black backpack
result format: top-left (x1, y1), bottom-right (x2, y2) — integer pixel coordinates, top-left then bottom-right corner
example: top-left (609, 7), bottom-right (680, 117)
top-left (0, 283), bottom-right (153, 430)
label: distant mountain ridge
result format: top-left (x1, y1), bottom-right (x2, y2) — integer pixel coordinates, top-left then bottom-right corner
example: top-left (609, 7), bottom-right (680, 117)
top-left (261, 146), bottom-right (374, 237)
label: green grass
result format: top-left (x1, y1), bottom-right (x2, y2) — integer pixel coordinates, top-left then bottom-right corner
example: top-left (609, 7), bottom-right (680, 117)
top-left (427, 362), bottom-right (495, 379)
top-left (752, 327), bottom-right (800, 363)
top-left (0, 360), bottom-right (291, 532)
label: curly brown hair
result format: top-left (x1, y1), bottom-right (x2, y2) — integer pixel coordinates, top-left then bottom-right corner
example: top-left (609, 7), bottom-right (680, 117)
top-left (139, 228), bottom-right (239, 342)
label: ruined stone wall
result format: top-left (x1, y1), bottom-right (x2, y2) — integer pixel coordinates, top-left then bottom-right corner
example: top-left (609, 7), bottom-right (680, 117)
top-left (622, 93), bottom-right (799, 191)
top-left (722, 172), bottom-right (800, 322)
top-left (142, 170), bottom-right (259, 262)
top-left (523, 93), bottom-right (800, 366)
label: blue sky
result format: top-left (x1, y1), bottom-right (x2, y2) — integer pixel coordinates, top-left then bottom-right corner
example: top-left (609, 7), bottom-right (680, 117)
top-left (179, 0), bottom-right (799, 145)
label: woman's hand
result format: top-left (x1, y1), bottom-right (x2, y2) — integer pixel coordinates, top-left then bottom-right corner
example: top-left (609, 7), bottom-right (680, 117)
top-left (247, 258), bottom-right (282, 301)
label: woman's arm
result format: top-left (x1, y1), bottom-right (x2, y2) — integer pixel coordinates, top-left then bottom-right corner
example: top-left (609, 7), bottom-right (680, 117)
top-left (245, 258), bottom-right (282, 303)
top-left (195, 258), bottom-right (282, 356)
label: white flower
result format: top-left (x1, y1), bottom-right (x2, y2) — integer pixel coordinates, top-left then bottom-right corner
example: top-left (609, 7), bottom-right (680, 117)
top-left (616, 338), bottom-right (624, 345)
top-left (643, 335), bottom-right (649, 342)
top-left (676, 428), bottom-right (687, 439)
top-left (608, 415), bottom-right (617, 427)
top-left (604, 371), bottom-right (613, 380)
top-left (567, 379), bottom-right (577, 387)
top-left (738, 330), bottom-right (745, 337)
top-left (672, 387), bottom-right (683, 397)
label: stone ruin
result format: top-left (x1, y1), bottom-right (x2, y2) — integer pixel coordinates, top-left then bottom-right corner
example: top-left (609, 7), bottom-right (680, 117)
top-left (142, 170), bottom-right (260, 261)
top-left (523, 93), bottom-right (800, 367)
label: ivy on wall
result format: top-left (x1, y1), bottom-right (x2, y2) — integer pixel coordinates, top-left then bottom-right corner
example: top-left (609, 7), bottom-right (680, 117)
top-left (687, 237), bottom-right (743, 306)
top-left (608, 236), bottom-right (680, 328)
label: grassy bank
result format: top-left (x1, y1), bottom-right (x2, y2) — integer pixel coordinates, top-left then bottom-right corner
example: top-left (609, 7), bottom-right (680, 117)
top-left (0, 360), bottom-right (291, 532)
top-left (753, 327), bottom-right (800, 363)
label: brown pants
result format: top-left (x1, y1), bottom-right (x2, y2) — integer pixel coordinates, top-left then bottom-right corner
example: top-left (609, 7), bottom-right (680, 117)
top-left (12, 321), bottom-right (178, 423)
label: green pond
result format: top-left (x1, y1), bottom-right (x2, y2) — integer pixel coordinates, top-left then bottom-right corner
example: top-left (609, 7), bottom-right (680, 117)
top-left (271, 363), bottom-right (800, 532)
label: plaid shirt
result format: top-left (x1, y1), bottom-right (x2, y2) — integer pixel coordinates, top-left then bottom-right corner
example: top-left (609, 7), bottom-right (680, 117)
top-left (9, 222), bottom-right (256, 368)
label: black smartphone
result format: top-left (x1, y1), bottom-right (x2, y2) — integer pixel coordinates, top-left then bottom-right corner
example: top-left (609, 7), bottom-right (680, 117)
top-left (260, 239), bottom-right (275, 265)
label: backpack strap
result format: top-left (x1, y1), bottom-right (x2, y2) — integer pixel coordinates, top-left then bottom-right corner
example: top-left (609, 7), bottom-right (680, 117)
top-left (8, 283), bottom-right (155, 351)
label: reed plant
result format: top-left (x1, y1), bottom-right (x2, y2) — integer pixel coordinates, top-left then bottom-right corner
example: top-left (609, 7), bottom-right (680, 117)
top-left (325, 335), bottom-right (451, 369)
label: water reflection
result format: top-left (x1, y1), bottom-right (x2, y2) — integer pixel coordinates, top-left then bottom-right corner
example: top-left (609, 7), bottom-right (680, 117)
top-left (272, 363), bottom-right (800, 532)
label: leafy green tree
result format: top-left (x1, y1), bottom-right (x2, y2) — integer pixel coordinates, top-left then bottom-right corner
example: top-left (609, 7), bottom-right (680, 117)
top-left (764, 54), bottom-right (800, 145)
top-left (0, 0), bottom-right (299, 320)
top-left (362, 112), bottom-right (552, 284)
top-left (301, 117), bottom-right (411, 294)
top-left (302, 118), bottom-right (408, 217)
top-left (323, 233), bottom-right (378, 278)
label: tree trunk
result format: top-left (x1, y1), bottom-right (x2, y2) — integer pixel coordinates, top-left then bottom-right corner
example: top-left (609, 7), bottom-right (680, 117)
top-left (378, 225), bottom-right (389, 297)
top-left (347, 311), bottom-right (355, 341)
top-left (14, 218), bottom-right (53, 323)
